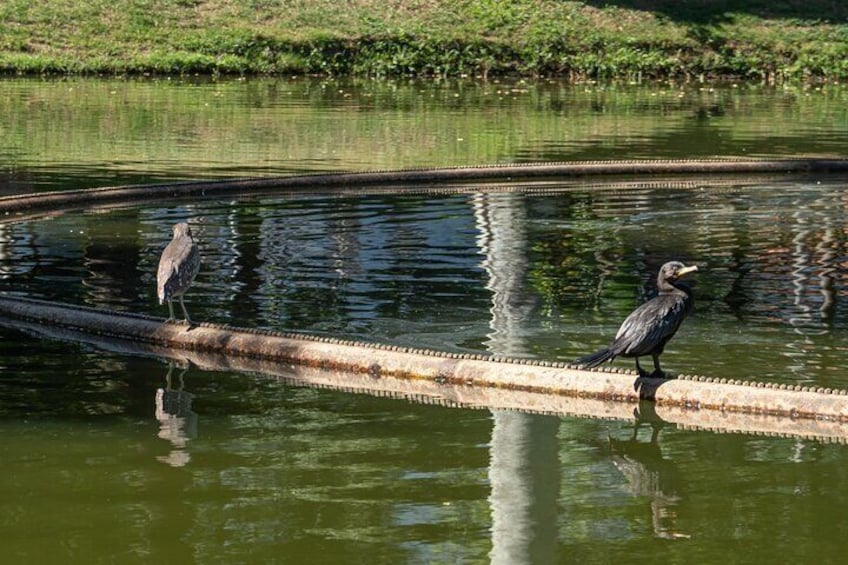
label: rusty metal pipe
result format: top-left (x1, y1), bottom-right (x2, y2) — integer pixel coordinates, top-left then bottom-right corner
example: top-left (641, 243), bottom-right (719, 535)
top-left (5, 307), bottom-right (848, 443)
top-left (2, 295), bottom-right (848, 426)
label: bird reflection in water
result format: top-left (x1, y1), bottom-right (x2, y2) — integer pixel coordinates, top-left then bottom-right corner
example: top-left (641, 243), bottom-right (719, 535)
top-left (609, 403), bottom-right (690, 540)
top-left (155, 362), bottom-right (198, 467)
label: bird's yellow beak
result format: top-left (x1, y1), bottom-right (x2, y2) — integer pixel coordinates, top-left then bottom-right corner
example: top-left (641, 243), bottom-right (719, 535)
top-left (677, 265), bottom-right (699, 277)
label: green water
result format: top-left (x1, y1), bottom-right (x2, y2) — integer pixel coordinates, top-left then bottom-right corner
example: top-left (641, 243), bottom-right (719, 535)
top-left (2, 77), bottom-right (847, 191)
top-left (2, 77), bottom-right (848, 563)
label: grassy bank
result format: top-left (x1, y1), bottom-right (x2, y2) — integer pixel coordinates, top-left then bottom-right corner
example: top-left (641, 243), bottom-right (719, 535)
top-left (1, 1), bottom-right (847, 80)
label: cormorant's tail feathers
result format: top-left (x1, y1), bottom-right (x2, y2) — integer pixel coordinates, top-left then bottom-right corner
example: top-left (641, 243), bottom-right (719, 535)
top-left (574, 348), bottom-right (615, 368)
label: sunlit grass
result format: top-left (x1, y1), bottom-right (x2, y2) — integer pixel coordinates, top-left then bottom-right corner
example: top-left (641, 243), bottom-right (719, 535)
top-left (1, 1), bottom-right (847, 79)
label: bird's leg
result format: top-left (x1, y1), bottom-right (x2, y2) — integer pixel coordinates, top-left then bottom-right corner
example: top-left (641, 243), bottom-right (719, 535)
top-left (650, 353), bottom-right (666, 379)
top-left (179, 296), bottom-right (192, 325)
top-left (634, 357), bottom-right (650, 378)
top-left (650, 425), bottom-right (661, 443)
top-left (167, 300), bottom-right (175, 321)
top-left (177, 367), bottom-right (188, 390)
top-left (630, 420), bottom-right (641, 440)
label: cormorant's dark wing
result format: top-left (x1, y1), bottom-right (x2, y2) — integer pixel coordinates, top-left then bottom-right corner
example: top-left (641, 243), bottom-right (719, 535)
top-left (611, 295), bottom-right (690, 357)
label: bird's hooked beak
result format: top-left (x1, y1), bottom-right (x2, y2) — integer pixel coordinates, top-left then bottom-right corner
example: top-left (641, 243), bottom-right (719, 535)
top-left (676, 265), bottom-right (699, 278)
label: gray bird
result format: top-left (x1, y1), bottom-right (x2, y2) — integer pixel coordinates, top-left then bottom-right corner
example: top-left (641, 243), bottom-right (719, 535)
top-left (157, 222), bottom-right (200, 324)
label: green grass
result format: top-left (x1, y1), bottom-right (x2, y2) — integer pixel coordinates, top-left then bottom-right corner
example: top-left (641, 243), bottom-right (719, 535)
top-left (1, 1), bottom-right (847, 80)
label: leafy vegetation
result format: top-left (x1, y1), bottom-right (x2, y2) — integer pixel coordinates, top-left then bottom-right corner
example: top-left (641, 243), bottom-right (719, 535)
top-left (1, 1), bottom-right (847, 80)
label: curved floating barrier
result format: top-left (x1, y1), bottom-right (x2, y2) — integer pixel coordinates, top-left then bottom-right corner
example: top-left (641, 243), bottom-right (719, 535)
top-left (2, 295), bottom-right (848, 430)
top-left (2, 158), bottom-right (848, 215)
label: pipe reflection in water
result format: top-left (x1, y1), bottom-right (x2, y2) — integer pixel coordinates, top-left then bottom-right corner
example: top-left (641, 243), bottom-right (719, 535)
top-left (786, 191), bottom-right (841, 331)
top-left (154, 362), bottom-right (197, 467)
top-left (475, 192), bottom-right (559, 563)
top-left (718, 184), bottom-right (848, 333)
top-left (489, 413), bottom-right (560, 562)
top-left (0, 225), bottom-right (10, 279)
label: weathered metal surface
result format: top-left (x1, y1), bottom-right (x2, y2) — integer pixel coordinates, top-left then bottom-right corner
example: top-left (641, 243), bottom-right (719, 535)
top-left (2, 295), bottom-right (848, 428)
top-left (4, 304), bottom-right (848, 443)
top-left (655, 405), bottom-right (848, 443)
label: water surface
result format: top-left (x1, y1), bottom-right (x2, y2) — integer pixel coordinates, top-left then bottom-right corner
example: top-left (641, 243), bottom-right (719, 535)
top-left (2, 78), bottom-right (848, 563)
top-left (2, 77), bottom-right (847, 192)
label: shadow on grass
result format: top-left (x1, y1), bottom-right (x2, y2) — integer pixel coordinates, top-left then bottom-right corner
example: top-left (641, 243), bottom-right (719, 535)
top-left (583, 0), bottom-right (848, 24)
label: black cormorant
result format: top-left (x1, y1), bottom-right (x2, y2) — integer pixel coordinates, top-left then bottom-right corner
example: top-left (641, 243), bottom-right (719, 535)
top-left (575, 261), bottom-right (698, 378)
